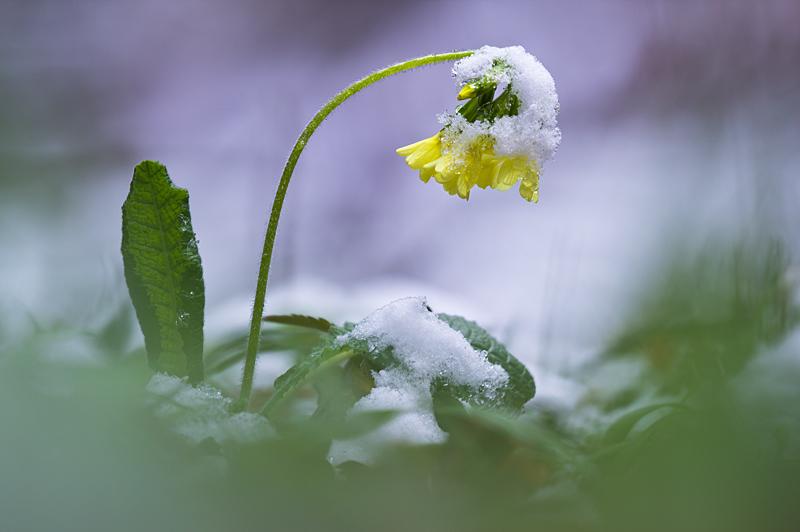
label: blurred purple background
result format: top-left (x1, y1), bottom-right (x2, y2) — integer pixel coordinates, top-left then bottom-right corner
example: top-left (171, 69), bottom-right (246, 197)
top-left (2, 1), bottom-right (799, 383)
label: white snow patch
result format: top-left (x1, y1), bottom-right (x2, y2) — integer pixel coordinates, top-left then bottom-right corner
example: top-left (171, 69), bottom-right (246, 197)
top-left (328, 368), bottom-right (447, 464)
top-left (444, 45), bottom-right (561, 166)
top-left (146, 373), bottom-right (273, 445)
top-left (328, 297), bottom-right (508, 464)
top-left (146, 372), bottom-right (186, 397)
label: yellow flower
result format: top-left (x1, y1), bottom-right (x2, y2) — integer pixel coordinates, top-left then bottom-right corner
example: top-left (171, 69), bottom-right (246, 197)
top-left (396, 130), bottom-right (540, 202)
top-left (396, 47), bottom-right (560, 203)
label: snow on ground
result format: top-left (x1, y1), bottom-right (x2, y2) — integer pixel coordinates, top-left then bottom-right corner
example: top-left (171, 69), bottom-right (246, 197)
top-left (146, 373), bottom-right (273, 444)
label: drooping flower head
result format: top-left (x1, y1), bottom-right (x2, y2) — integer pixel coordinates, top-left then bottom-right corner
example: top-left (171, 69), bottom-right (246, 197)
top-left (397, 46), bottom-right (560, 202)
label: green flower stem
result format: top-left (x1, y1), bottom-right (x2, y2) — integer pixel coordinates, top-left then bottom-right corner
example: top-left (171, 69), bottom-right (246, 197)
top-left (238, 50), bottom-right (473, 407)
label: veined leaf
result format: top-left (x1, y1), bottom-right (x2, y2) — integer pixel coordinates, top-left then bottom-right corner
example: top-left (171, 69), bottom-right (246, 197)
top-left (121, 161), bottom-right (205, 383)
top-left (437, 314), bottom-right (535, 411)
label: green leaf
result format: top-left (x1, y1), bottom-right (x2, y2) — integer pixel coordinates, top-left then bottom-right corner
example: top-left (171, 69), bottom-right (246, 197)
top-left (437, 314), bottom-right (535, 411)
top-left (310, 364), bottom-right (391, 439)
top-left (121, 160), bottom-right (205, 383)
top-left (203, 325), bottom-right (327, 375)
top-left (602, 237), bottom-right (797, 393)
top-left (92, 300), bottom-right (134, 357)
top-left (601, 403), bottom-right (685, 446)
top-left (261, 311), bottom-right (534, 421)
top-left (264, 314), bottom-right (333, 332)
top-left (432, 392), bottom-right (576, 465)
top-left (336, 313), bottom-right (534, 411)
top-left (261, 341), bottom-right (354, 418)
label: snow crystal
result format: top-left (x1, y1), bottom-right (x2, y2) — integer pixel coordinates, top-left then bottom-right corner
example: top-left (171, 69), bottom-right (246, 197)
top-left (329, 297), bottom-right (508, 464)
top-left (172, 382), bottom-right (229, 412)
top-left (444, 45), bottom-right (561, 165)
top-left (145, 374), bottom-right (272, 445)
top-left (145, 372), bottom-right (185, 396)
top-left (328, 368), bottom-right (447, 464)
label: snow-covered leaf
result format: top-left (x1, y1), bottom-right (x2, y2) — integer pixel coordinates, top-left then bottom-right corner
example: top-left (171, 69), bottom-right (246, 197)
top-left (437, 313), bottom-right (535, 411)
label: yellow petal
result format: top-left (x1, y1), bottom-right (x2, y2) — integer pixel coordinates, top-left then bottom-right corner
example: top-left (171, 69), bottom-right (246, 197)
top-left (456, 175), bottom-right (471, 199)
top-left (441, 176), bottom-right (460, 197)
top-left (519, 174), bottom-right (539, 202)
top-left (419, 160), bottom-right (438, 183)
top-left (433, 153), bottom-right (453, 178)
top-left (396, 132), bottom-right (440, 157)
top-left (492, 159), bottom-right (518, 191)
top-left (398, 130), bottom-right (541, 203)
top-left (457, 83), bottom-right (478, 100)
top-left (475, 155), bottom-right (498, 189)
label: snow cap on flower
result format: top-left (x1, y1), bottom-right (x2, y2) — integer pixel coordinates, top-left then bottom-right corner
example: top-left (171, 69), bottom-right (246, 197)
top-left (396, 45), bottom-right (560, 202)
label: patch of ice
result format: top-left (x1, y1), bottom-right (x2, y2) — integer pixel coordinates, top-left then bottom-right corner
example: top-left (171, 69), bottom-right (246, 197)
top-left (329, 297), bottom-right (508, 464)
top-left (444, 45), bottom-right (561, 165)
top-left (145, 373), bottom-right (273, 445)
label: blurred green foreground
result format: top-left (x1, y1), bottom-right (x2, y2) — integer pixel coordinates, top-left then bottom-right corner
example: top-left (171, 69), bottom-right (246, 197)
top-left (1, 235), bottom-right (799, 532)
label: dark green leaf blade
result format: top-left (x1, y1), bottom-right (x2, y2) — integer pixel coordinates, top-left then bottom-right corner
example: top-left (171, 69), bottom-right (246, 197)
top-left (121, 160), bottom-right (205, 383)
top-left (203, 325), bottom-right (326, 375)
top-left (264, 314), bottom-right (333, 332)
top-left (261, 341), bottom-right (354, 418)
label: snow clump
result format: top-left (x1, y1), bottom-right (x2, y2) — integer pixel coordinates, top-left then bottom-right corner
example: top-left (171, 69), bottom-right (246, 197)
top-left (146, 373), bottom-right (273, 445)
top-left (329, 297), bottom-right (508, 465)
top-left (442, 45), bottom-right (561, 166)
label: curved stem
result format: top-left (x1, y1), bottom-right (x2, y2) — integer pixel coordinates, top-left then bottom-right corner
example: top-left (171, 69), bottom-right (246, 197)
top-left (238, 50), bottom-right (473, 407)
